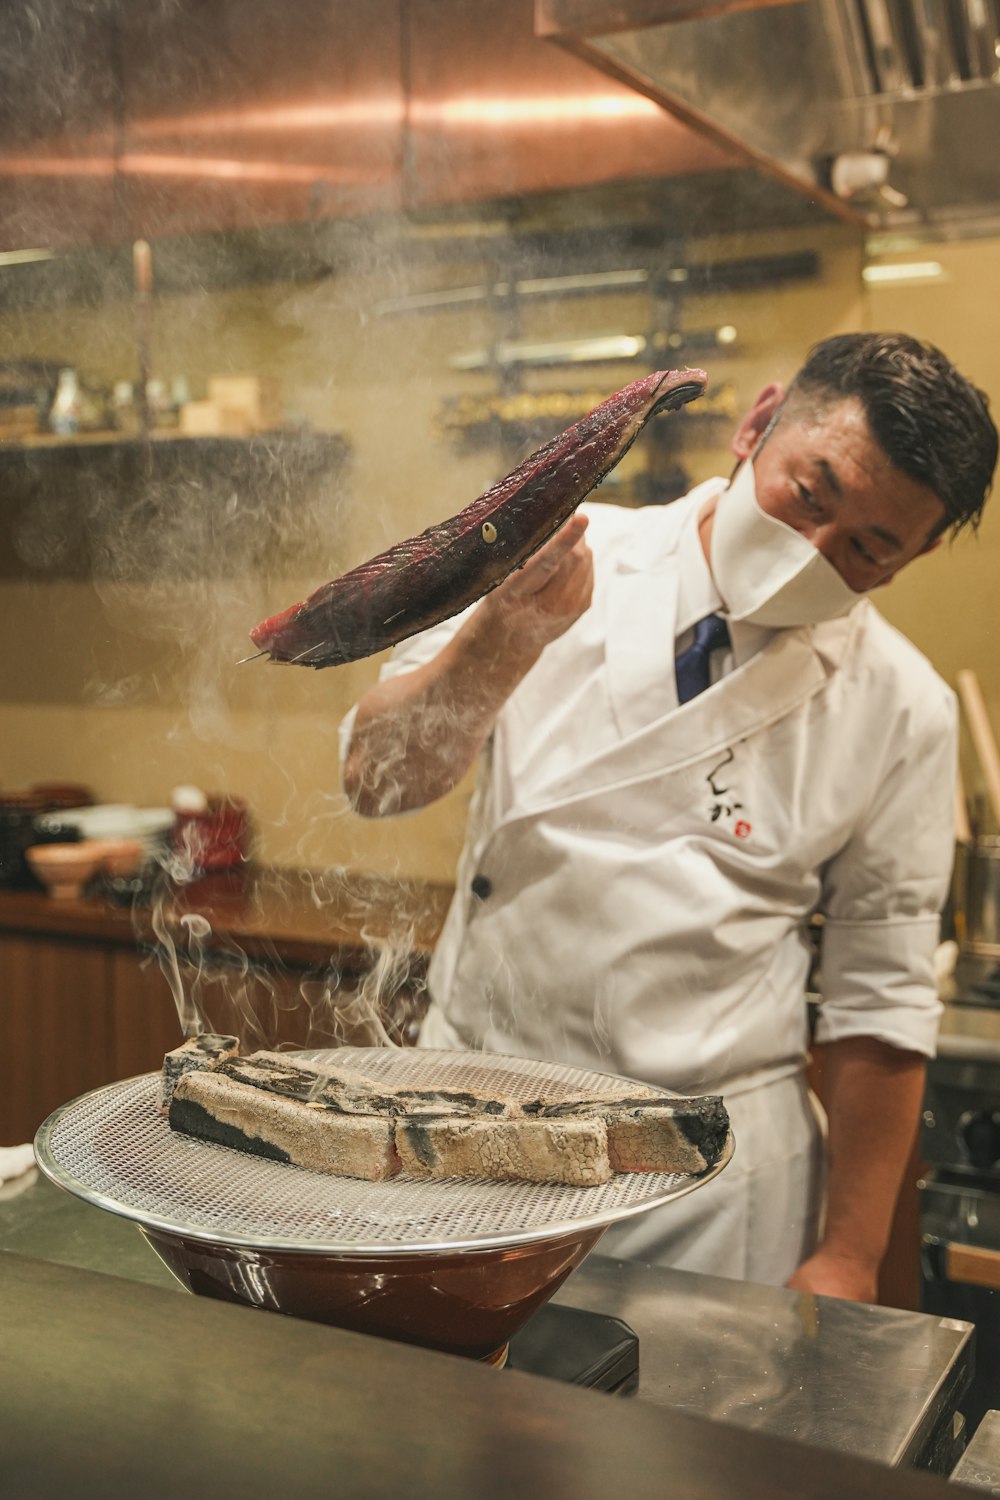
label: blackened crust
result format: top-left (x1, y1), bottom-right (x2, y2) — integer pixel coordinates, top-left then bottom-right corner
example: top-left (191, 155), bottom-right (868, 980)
top-left (667, 1098), bottom-right (731, 1173)
top-left (168, 1094), bottom-right (293, 1164)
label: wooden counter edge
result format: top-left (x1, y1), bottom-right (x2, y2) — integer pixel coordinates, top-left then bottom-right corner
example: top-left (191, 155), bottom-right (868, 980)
top-left (0, 867), bottom-right (453, 974)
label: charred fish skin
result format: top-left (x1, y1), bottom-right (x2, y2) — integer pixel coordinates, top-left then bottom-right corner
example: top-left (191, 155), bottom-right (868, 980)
top-left (220, 1053), bottom-right (389, 1115)
top-left (250, 368), bottom-right (706, 669)
top-left (168, 1091), bottom-right (294, 1166)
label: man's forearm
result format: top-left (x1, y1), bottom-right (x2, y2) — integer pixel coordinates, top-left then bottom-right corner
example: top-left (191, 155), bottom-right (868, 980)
top-left (789, 1035), bottom-right (925, 1301)
top-left (342, 513), bottom-right (594, 818)
top-left (342, 605), bottom-right (545, 816)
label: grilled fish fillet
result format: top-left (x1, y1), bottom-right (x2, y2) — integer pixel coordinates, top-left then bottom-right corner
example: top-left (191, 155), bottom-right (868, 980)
top-left (395, 1114), bottom-right (613, 1187)
top-left (163, 1042), bottom-right (730, 1186)
top-left (169, 1070), bottom-right (401, 1181)
top-left (158, 1033), bottom-right (240, 1115)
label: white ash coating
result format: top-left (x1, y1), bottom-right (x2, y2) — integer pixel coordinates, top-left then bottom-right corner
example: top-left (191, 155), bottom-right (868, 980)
top-left (171, 1071), bottom-right (400, 1180)
top-left (396, 1115), bottom-right (613, 1187)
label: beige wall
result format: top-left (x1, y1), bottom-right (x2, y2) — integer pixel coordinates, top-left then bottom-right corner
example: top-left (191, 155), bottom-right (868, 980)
top-left (2, 218), bottom-right (997, 878)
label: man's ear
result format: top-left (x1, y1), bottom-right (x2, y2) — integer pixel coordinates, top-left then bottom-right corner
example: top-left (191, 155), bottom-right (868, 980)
top-left (875, 535), bottom-right (945, 590)
top-left (731, 383), bottom-right (785, 461)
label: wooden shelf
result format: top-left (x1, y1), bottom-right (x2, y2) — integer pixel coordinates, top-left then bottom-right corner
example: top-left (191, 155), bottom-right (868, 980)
top-left (0, 423), bottom-right (347, 450)
top-left (0, 427), bottom-right (351, 580)
top-left (0, 865), bottom-right (452, 971)
top-left (435, 384), bottom-right (739, 454)
top-left (0, 425), bottom-right (347, 455)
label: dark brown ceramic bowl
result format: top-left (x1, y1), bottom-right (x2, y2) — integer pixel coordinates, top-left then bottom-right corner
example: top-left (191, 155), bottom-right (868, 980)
top-left (140, 1224), bottom-right (607, 1362)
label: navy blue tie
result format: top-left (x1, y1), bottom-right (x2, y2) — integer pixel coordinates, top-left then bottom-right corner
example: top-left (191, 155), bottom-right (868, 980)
top-left (675, 614), bottom-right (731, 704)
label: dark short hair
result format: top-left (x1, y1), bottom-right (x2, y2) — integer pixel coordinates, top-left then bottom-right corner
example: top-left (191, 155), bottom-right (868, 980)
top-left (780, 332), bottom-right (997, 536)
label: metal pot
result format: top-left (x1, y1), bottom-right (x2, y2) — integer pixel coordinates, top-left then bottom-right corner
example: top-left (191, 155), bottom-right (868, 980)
top-left (961, 837), bottom-right (1000, 955)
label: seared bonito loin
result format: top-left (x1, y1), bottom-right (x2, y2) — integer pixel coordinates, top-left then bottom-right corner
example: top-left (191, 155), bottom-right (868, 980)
top-left (605, 1097), bottom-right (731, 1176)
top-left (249, 368), bottom-right (707, 669)
top-left (158, 1033), bottom-right (240, 1115)
top-left (162, 1041), bottom-right (730, 1186)
top-left (524, 1095), bottom-right (731, 1176)
top-left (170, 1070), bottom-right (402, 1181)
top-left (395, 1114), bottom-right (613, 1188)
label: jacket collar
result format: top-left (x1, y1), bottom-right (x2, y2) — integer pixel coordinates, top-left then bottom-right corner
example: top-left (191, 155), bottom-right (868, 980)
top-left (506, 538), bottom-right (865, 819)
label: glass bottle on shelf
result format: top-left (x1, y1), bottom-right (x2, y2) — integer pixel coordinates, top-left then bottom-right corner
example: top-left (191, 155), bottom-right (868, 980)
top-left (49, 368), bottom-right (81, 436)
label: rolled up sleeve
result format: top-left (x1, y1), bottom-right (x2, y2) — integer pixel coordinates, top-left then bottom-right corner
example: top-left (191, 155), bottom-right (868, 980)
top-left (816, 685), bottom-right (957, 1058)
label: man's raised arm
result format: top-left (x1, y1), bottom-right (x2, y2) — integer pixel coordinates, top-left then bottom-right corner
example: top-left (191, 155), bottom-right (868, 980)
top-left (341, 514), bottom-right (593, 817)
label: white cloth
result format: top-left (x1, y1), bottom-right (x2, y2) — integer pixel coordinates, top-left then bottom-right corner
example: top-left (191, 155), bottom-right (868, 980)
top-left (341, 486), bottom-right (956, 1280)
top-left (0, 1144), bottom-right (35, 1182)
top-left (0, 1144), bottom-right (37, 1201)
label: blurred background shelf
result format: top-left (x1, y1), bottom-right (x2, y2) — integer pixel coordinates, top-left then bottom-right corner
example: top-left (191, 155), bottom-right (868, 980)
top-left (0, 428), bottom-right (351, 580)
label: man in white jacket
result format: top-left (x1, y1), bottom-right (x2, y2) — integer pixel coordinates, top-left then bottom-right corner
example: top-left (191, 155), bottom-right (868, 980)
top-left (340, 333), bottom-right (997, 1300)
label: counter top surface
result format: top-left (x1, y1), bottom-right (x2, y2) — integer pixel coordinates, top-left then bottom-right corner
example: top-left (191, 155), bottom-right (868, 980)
top-left (939, 1001), bottom-right (1000, 1062)
top-left (0, 865), bottom-right (453, 968)
top-left (1, 1244), bottom-right (973, 1500)
top-left (912, 952), bottom-right (1000, 1061)
top-left (0, 1170), bottom-right (973, 1473)
top-left (952, 1410), bottom-right (1000, 1492)
top-left (552, 1251), bottom-right (969, 1469)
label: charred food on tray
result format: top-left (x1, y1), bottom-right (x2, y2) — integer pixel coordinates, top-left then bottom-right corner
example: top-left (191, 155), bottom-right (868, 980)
top-left (162, 1038), bottom-right (730, 1189)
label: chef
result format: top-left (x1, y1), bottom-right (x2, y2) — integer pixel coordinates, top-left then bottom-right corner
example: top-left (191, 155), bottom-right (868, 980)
top-left (340, 332), bottom-right (998, 1300)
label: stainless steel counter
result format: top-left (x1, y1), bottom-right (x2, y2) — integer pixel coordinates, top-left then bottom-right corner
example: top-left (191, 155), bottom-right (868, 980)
top-left (938, 1003), bottom-right (1000, 1063)
top-left (553, 1255), bottom-right (971, 1468)
top-left (0, 1170), bottom-right (973, 1472)
top-left (0, 1246), bottom-right (975, 1500)
top-left (952, 1411), bottom-right (1000, 1493)
top-left (937, 955), bottom-right (1000, 1063)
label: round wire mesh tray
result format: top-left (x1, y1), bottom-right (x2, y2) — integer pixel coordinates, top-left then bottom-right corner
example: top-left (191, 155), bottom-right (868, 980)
top-left (34, 1048), bottom-right (733, 1256)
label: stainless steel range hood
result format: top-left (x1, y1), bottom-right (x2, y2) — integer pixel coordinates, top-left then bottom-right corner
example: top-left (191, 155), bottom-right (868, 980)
top-left (537, 0), bottom-right (1000, 236)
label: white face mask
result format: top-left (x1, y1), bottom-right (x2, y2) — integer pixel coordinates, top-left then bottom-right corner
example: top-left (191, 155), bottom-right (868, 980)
top-left (709, 458), bottom-right (862, 628)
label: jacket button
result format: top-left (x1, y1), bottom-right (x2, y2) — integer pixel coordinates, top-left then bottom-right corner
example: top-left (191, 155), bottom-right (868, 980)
top-left (470, 874), bottom-right (492, 901)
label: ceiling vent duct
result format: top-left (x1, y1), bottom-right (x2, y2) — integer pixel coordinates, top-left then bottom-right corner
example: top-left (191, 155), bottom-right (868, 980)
top-left (537, 0), bottom-right (1000, 235)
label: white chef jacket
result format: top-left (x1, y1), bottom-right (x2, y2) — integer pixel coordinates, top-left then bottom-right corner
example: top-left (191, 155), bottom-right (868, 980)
top-left (340, 483), bottom-right (956, 1282)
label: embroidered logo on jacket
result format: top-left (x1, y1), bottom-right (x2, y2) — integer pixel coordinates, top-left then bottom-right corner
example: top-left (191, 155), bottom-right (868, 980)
top-left (706, 748), bottom-right (751, 838)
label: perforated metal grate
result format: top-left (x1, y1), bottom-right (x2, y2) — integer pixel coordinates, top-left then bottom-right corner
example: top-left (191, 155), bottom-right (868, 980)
top-left (34, 1048), bottom-right (732, 1255)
